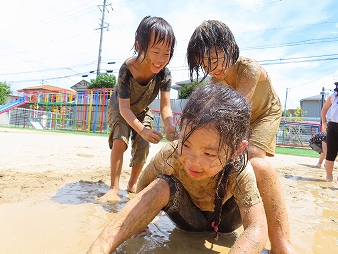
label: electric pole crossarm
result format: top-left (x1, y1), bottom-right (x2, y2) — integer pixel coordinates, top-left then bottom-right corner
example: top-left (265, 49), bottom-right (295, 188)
top-left (96, 0), bottom-right (111, 77)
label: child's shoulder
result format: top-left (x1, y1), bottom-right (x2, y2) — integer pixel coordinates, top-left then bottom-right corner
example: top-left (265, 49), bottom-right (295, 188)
top-left (154, 66), bottom-right (171, 81)
top-left (159, 141), bottom-right (177, 156)
top-left (118, 60), bottom-right (130, 76)
top-left (236, 56), bottom-right (259, 67)
top-left (120, 59), bottom-right (132, 71)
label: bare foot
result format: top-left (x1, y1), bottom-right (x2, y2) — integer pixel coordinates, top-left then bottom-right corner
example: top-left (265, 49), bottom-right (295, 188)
top-left (326, 176), bottom-right (333, 182)
top-left (127, 184), bottom-right (137, 194)
top-left (96, 189), bottom-right (120, 202)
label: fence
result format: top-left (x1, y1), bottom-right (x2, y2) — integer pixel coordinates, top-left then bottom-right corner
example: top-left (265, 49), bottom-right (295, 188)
top-left (276, 120), bottom-right (321, 147)
top-left (0, 89), bottom-right (114, 134)
top-left (0, 89), bottom-right (322, 147)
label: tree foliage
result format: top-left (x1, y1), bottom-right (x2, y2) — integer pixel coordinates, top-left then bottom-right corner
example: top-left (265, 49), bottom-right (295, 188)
top-left (87, 73), bottom-right (116, 89)
top-left (282, 110), bottom-right (291, 117)
top-left (0, 82), bottom-right (12, 105)
top-left (178, 80), bottom-right (206, 99)
top-left (287, 106), bottom-right (306, 121)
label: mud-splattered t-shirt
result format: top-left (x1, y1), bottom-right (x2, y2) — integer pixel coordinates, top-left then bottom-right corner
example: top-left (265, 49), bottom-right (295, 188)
top-left (138, 142), bottom-right (262, 212)
top-left (211, 56), bottom-right (281, 126)
top-left (109, 61), bottom-right (171, 117)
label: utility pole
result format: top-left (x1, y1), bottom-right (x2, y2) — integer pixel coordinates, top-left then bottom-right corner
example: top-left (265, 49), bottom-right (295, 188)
top-left (283, 87), bottom-right (288, 119)
top-left (96, 0), bottom-right (112, 77)
top-left (320, 87), bottom-right (325, 126)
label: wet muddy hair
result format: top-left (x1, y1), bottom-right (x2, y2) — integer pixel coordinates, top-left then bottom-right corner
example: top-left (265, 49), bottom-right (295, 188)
top-left (178, 84), bottom-right (251, 238)
top-left (134, 15), bottom-right (176, 64)
top-left (187, 20), bottom-right (239, 82)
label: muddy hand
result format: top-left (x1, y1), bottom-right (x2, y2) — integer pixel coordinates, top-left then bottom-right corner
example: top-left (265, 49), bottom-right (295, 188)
top-left (142, 128), bottom-right (163, 143)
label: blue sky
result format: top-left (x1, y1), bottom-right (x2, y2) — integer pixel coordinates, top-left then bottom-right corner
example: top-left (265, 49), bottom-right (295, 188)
top-left (0, 0), bottom-right (337, 109)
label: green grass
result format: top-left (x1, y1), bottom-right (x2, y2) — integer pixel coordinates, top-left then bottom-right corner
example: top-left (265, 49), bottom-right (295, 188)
top-left (1, 126), bottom-right (320, 158)
top-left (275, 146), bottom-right (319, 158)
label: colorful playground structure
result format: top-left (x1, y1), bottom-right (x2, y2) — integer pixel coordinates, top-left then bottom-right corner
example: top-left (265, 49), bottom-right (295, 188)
top-left (0, 88), bottom-right (181, 135)
top-left (0, 88), bottom-right (321, 147)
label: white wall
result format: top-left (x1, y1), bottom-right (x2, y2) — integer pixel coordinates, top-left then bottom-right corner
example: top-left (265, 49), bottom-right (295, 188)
top-left (150, 98), bottom-right (188, 113)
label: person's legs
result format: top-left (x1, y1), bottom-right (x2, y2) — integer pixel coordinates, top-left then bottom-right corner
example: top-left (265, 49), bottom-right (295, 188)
top-left (317, 152), bottom-right (326, 168)
top-left (315, 141), bottom-right (326, 167)
top-left (324, 160), bottom-right (334, 182)
top-left (127, 165), bottom-right (143, 193)
top-left (127, 111), bottom-right (152, 193)
top-left (127, 136), bottom-right (148, 193)
top-left (99, 118), bottom-right (131, 202)
top-left (128, 134), bottom-right (149, 193)
top-left (309, 143), bottom-right (324, 167)
top-left (248, 145), bottom-right (296, 254)
top-left (99, 138), bottom-right (127, 201)
top-left (325, 122), bottom-right (338, 182)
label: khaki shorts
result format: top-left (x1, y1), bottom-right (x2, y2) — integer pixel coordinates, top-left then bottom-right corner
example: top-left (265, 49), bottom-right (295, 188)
top-left (249, 110), bottom-right (282, 157)
top-left (107, 105), bottom-right (153, 166)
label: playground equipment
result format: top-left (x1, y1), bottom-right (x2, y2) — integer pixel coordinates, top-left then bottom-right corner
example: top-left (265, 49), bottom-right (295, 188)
top-left (0, 90), bottom-right (322, 147)
top-left (0, 95), bottom-right (27, 114)
top-left (0, 89), bottom-right (182, 135)
top-left (0, 89), bottom-right (114, 133)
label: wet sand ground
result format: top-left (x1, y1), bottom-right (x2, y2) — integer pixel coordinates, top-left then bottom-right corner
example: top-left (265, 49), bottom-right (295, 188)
top-left (0, 127), bottom-right (337, 253)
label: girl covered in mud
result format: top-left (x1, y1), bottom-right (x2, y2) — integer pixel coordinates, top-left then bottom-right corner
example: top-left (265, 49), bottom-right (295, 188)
top-left (187, 20), bottom-right (296, 253)
top-left (88, 84), bottom-right (268, 254)
top-left (99, 16), bottom-right (177, 202)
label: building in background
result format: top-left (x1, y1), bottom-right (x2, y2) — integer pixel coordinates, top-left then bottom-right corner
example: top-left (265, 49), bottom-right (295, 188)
top-left (70, 80), bottom-right (90, 93)
top-left (300, 94), bottom-right (326, 119)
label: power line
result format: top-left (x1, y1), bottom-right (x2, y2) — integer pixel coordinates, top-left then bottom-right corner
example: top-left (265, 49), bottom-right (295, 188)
top-left (243, 37), bottom-right (338, 51)
top-left (3, 53), bottom-right (338, 84)
top-left (259, 54), bottom-right (338, 65)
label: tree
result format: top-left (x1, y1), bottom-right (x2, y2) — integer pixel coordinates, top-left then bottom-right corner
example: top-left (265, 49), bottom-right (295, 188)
top-left (282, 110), bottom-right (291, 117)
top-left (178, 80), bottom-right (206, 99)
top-left (290, 106), bottom-right (306, 122)
top-left (0, 82), bottom-right (12, 105)
top-left (87, 73), bottom-right (116, 89)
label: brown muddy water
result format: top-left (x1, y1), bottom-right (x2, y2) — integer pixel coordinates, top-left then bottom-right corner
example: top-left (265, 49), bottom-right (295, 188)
top-left (1, 178), bottom-right (336, 254)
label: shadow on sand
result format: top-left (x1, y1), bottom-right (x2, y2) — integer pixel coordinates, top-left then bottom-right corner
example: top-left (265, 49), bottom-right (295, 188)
top-left (284, 174), bottom-right (326, 182)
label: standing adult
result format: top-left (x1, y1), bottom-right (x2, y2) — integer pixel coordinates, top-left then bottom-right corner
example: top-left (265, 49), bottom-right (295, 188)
top-left (321, 82), bottom-right (338, 182)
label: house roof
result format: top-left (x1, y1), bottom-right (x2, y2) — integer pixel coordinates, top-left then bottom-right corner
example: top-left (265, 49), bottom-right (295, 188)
top-left (70, 80), bottom-right (90, 90)
top-left (172, 76), bottom-right (211, 90)
top-left (175, 76), bottom-right (211, 86)
top-left (18, 84), bottom-right (75, 94)
top-left (300, 94), bottom-right (325, 102)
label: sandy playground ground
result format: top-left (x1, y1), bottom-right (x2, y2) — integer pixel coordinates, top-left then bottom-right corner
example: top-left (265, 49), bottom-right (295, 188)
top-left (0, 127), bottom-right (338, 254)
